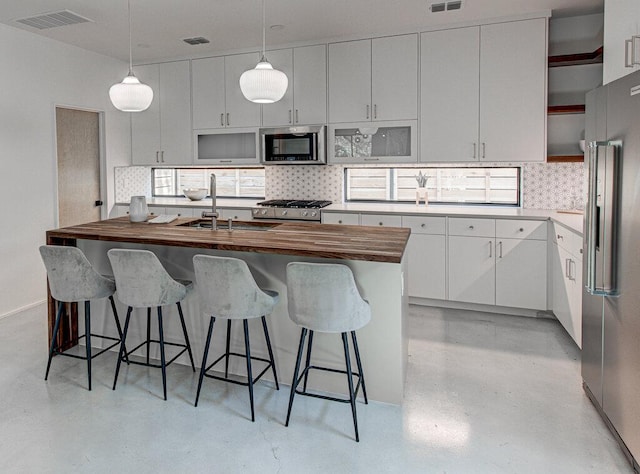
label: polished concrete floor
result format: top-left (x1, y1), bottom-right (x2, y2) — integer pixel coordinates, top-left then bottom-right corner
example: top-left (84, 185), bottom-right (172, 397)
top-left (0, 304), bottom-right (633, 473)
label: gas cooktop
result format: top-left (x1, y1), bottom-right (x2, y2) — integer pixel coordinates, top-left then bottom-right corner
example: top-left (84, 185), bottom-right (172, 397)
top-left (253, 199), bottom-right (332, 220)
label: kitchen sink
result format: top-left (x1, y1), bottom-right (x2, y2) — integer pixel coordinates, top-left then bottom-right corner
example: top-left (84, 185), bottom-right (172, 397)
top-left (179, 219), bottom-right (278, 231)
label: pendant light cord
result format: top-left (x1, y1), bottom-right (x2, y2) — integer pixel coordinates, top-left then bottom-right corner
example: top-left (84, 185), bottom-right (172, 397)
top-left (261, 0), bottom-right (266, 61)
top-left (128, 0), bottom-right (133, 74)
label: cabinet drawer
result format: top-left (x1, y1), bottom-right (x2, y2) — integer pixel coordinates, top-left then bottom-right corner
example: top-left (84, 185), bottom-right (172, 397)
top-left (553, 222), bottom-right (583, 259)
top-left (401, 216), bottom-right (446, 235)
top-left (220, 208), bottom-right (253, 221)
top-left (448, 218), bottom-right (495, 237)
top-left (360, 214), bottom-right (402, 228)
top-left (496, 219), bottom-right (547, 241)
top-left (322, 212), bottom-right (360, 225)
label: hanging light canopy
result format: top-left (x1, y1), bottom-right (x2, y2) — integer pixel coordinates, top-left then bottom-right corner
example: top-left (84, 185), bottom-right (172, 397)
top-left (109, 0), bottom-right (153, 112)
top-left (239, 0), bottom-right (288, 104)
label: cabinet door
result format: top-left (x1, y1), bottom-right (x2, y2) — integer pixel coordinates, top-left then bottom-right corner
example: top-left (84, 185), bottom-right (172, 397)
top-left (421, 27), bottom-right (480, 163)
top-left (192, 57), bottom-right (226, 130)
top-left (159, 61), bottom-right (192, 165)
top-left (261, 49), bottom-right (294, 127)
top-left (479, 18), bottom-right (547, 162)
top-left (372, 34), bottom-right (418, 121)
top-left (131, 64), bottom-right (161, 165)
top-left (293, 44), bottom-right (327, 125)
top-left (552, 244), bottom-right (582, 347)
top-left (224, 52), bottom-right (262, 128)
top-left (406, 234), bottom-right (446, 300)
top-left (448, 236), bottom-right (495, 305)
top-left (360, 214), bottom-right (402, 227)
top-left (496, 238), bottom-right (547, 309)
top-left (219, 208), bottom-right (253, 221)
top-left (329, 40), bottom-right (371, 123)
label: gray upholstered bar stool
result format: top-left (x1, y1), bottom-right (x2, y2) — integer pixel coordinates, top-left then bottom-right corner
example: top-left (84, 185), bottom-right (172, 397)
top-left (193, 255), bottom-right (279, 422)
top-left (108, 249), bottom-right (196, 400)
top-left (39, 245), bottom-right (125, 391)
top-left (285, 262), bottom-right (371, 442)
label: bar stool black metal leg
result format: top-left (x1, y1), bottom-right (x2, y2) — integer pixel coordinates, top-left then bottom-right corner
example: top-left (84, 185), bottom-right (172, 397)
top-left (342, 332), bottom-right (359, 442)
top-left (195, 316), bottom-right (215, 407)
top-left (303, 330), bottom-right (314, 392)
top-left (243, 319), bottom-right (255, 422)
top-left (85, 301), bottom-right (92, 391)
top-left (109, 296), bottom-right (128, 364)
top-left (176, 302), bottom-right (196, 372)
top-left (285, 328), bottom-right (307, 427)
top-left (146, 307), bottom-right (151, 365)
top-left (224, 319), bottom-right (232, 378)
top-left (157, 307), bottom-right (167, 401)
top-left (45, 301), bottom-right (64, 381)
top-left (113, 307), bottom-right (132, 390)
top-left (261, 316), bottom-right (279, 390)
top-left (351, 331), bottom-right (368, 404)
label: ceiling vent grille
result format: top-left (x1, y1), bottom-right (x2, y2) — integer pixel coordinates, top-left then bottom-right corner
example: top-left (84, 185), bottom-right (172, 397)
top-left (430, 1), bottom-right (463, 13)
top-left (15, 10), bottom-right (93, 30)
top-left (183, 37), bottom-right (210, 45)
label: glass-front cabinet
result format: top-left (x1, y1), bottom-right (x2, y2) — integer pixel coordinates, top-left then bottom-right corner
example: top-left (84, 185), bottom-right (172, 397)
top-left (327, 120), bottom-right (417, 164)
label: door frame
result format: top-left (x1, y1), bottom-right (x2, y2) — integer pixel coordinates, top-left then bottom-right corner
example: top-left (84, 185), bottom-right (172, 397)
top-left (52, 104), bottom-right (107, 228)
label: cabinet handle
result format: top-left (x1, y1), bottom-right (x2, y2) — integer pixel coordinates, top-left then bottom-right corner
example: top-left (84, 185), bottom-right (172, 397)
top-left (338, 220), bottom-right (343, 224)
top-left (378, 222), bottom-right (383, 226)
top-left (374, 104), bottom-right (377, 119)
top-left (570, 259), bottom-right (576, 281)
top-left (226, 113), bottom-right (230, 126)
top-left (468, 225), bottom-right (474, 230)
top-left (519, 227), bottom-right (524, 232)
top-left (155, 151), bottom-right (159, 163)
top-left (295, 109), bottom-right (299, 123)
top-left (420, 223), bottom-right (426, 228)
top-left (489, 240), bottom-right (492, 258)
top-left (499, 241), bottom-right (503, 258)
top-left (288, 109), bottom-right (292, 124)
top-left (220, 113), bottom-right (224, 126)
top-left (473, 142), bottom-right (477, 159)
top-left (219, 160), bottom-right (232, 163)
top-left (366, 105), bottom-right (370, 120)
top-left (160, 151), bottom-right (165, 163)
top-left (364, 158), bottom-right (380, 161)
top-left (482, 142), bottom-right (486, 159)
top-left (565, 258), bottom-right (571, 279)
top-left (557, 234), bottom-right (563, 240)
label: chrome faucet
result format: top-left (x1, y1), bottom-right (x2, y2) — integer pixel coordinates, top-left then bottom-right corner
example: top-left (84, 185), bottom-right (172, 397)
top-left (202, 173), bottom-right (218, 230)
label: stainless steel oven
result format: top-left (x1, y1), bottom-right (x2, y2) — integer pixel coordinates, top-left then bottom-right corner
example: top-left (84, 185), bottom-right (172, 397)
top-left (260, 125), bottom-right (326, 164)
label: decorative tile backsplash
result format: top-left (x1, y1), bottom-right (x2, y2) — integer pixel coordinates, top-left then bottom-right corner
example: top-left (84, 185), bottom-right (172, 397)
top-left (115, 162), bottom-right (586, 210)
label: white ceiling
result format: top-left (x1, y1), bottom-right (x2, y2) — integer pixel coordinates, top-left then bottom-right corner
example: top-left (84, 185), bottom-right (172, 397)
top-left (0, 0), bottom-right (603, 64)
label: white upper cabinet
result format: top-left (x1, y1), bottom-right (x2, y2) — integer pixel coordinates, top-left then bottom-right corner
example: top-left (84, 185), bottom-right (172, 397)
top-left (131, 61), bottom-right (192, 165)
top-left (420, 18), bottom-right (547, 163)
top-left (192, 52), bottom-right (261, 129)
top-left (263, 45), bottom-right (327, 127)
top-left (479, 19), bottom-right (547, 162)
top-left (421, 27), bottom-right (480, 162)
top-left (329, 34), bottom-right (418, 123)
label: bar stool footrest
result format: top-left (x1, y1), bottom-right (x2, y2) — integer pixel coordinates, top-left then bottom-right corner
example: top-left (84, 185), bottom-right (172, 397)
top-left (52, 333), bottom-right (121, 361)
top-left (121, 339), bottom-right (189, 368)
top-left (294, 365), bottom-right (363, 403)
top-left (204, 351), bottom-right (274, 387)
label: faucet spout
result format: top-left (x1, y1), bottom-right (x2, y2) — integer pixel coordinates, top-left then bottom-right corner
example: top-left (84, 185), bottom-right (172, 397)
top-left (201, 173), bottom-right (218, 230)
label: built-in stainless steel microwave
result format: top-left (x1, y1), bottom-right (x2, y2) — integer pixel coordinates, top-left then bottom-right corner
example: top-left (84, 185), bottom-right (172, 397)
top-left (260, 125), bottom-right (326, 164)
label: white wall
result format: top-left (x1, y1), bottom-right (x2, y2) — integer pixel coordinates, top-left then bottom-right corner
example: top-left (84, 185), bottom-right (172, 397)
top-left (0, 23), bottom-right (131, 318)
top-left (604, 0), bottom-right (640, 84)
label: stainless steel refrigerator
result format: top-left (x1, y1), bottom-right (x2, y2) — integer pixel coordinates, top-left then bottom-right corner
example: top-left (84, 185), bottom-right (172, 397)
top-left (582, 69), bottom-right (640, 471)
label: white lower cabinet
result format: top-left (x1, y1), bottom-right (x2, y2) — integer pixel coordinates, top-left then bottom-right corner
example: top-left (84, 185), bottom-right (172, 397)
top-left (551, 223), bottom-right (583, 347)
top-left (496, 238), bottom-right (547, 309)
top-left (403, 216), bottom-right (446, 300)
top-left (449, 235), bottom-right (496, 305)
top-left (219, 208), bottom-right (253, 221)
top-left (360, 214), bottom-right (402, 227)
top-left (322, 212), bottom-right (360, 225)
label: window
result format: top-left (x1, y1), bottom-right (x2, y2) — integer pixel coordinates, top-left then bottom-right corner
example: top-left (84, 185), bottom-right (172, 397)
top-left (152, 168), bottom-right (265, 198)
top-left (346, 167), bottom-right (520, 206)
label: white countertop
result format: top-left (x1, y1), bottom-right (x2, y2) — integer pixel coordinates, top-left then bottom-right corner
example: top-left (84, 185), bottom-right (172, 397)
top-left (117, 198), bottom-right (584, 235)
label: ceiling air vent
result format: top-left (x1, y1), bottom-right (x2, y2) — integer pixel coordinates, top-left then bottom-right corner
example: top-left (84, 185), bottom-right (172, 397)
top-left (429, 1), bottom-right (463, 13)
top-left (15, 10), bottom-right (93, 30)
top-left (183, 37), bottom-right (210, 45)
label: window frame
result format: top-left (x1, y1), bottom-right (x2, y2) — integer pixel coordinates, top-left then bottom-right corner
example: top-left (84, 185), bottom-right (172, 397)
top-left (151, 167), bottom-right (266, 199)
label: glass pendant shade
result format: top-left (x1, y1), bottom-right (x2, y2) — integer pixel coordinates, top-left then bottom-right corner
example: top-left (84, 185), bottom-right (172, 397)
top-left (109, 73), bottom-right (154, 112)
top-left (239, 60), bottom-right (288, 104)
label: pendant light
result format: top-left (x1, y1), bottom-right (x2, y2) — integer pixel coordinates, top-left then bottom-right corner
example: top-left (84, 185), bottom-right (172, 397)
top-left (109, 0), bottom-right (153, 112)
top-left (239, 0), bottom-right (288, 104)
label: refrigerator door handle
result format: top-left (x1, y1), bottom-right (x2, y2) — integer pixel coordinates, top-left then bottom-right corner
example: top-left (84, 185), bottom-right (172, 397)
top-left (586, 140), bottom-right (621, 296)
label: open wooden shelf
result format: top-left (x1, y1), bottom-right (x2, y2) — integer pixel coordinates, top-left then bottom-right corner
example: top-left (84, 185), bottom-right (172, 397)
top-left (548, 104), bottom-right (586, 115)
top-left (548, 46), bottom-right (603, 67)
top-left (547, 155), bottom-right (585, 163)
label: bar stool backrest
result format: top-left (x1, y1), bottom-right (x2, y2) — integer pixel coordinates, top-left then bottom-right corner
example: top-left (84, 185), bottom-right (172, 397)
top-left (39, 245), bottom-right (115, 303)
top-left (286, 262), bottom-right (371, 333)
top-left (107, 249), bottom-right (187, 308)
top-left (193, 255), bottom-right (278, 319)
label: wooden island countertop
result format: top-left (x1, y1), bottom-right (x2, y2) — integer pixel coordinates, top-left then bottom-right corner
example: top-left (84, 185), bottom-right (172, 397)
top-left (46, 216), bottom-right (410, 263)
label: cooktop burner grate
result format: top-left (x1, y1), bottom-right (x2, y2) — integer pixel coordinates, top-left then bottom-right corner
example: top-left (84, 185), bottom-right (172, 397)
top-left (257, 199), bottom-right (332, 209)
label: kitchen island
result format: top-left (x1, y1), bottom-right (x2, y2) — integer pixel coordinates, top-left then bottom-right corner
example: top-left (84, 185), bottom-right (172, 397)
top-left (46, 217), bottom-right (410, 404)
